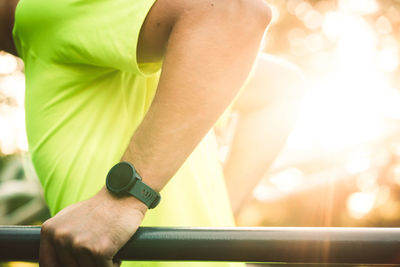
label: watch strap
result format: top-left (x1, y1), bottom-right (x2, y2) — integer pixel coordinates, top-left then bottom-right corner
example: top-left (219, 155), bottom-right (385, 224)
top-left (128, 179), bottom-right (161, 209)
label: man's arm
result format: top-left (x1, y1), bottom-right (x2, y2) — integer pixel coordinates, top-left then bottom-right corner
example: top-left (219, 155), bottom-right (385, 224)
top-left (39, 1), bottom-right (271, 266)
top-left (0, 0), bottom-right (19, 56)
top-left (224, 54), bottom-right (306, 214)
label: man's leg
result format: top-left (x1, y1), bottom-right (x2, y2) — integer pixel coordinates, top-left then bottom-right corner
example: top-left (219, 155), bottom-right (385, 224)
top-left (224, 54), bottom-right (306, 214)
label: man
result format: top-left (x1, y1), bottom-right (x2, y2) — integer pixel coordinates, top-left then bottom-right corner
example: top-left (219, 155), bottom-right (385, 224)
top-left (12, 0), bottom-right (272, 265)
top-left (3, 0), bottom-right (303, 266)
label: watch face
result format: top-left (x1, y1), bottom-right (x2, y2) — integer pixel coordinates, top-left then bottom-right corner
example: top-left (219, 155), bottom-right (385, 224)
top-left (106, 162), bottom-right (135, 194)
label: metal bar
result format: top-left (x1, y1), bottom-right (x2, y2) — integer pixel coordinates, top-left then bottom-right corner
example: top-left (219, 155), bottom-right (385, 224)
top-left (1, 226), bottom-right (400, 264)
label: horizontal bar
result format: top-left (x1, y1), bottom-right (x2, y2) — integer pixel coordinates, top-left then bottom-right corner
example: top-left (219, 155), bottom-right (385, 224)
top-left (1, 226), bottom-right (400, 264)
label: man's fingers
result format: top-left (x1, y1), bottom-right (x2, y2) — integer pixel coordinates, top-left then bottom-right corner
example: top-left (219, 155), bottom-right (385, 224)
top-left (113, 258), bottom-right (122, 267)
top-left (39, 234), bottom-right (60, 267)
top-left (94, 258), bottom-right (115, 267)
top-left (54, 243), bottom-right (79, 267)
top-left (74, 247), bottom-right (97, 267)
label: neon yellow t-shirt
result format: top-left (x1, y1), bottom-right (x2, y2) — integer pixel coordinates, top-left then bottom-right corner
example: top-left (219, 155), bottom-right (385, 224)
top-left (13, 0), bottom-right (243, 266)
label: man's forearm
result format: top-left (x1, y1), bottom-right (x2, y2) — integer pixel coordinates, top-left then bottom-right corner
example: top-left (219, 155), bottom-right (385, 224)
top-left (122, 2), bottom-right (271, 192)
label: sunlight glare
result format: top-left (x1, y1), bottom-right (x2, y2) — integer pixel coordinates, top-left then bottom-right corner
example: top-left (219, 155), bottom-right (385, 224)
top-left (347, 192), bottom-right (376, 219)
top-left (338, 0), bottom-right (379, 15)
top-left (375, 16), bottom-right (392, 35)
top-left (287, 10), bottom-right (394, 152)
top-left (269, 168), bottom-right (304, 192)
top-left (303, 10), bottom-right (323, 30)
top-left (0, 53), bottom-right (18, 75)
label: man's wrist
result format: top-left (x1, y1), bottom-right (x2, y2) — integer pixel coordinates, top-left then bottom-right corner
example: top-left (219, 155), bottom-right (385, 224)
top-left (105, 161), bottom-right (161, 209)
top-left (121, 151), bottom-right (165, 193)
top-left (98, 186), bottom-right (148, 217)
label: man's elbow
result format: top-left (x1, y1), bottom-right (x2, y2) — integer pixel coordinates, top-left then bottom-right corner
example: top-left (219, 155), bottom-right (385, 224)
top-left (240, 0), bottom-right (272, 32)
top-left (179, 0), bottom-right (272, 44)
top-left (227, 0), bottom-right (272, 42)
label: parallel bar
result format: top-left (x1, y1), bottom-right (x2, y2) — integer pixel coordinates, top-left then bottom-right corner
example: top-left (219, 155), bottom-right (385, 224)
top-left (0, 226), bottom-right (400, 264)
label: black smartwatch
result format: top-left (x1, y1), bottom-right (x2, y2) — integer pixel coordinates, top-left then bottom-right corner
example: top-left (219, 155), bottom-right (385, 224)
top-left (106, 161), bottom-right (161, 209)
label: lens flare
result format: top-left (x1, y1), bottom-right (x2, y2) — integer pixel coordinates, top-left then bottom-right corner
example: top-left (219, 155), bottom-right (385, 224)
top-left (347, 192), bottom-right (376, 219)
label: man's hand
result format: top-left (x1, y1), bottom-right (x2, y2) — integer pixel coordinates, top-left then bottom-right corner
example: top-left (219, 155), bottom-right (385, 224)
top-left (39, 187), bottom-right (148, 267)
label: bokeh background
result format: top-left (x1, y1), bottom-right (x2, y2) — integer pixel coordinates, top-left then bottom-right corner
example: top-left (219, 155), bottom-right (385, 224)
top-left (2, 0), bottom-right (400, 266)
top-left (238, 0), bottom-right (400, 228)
